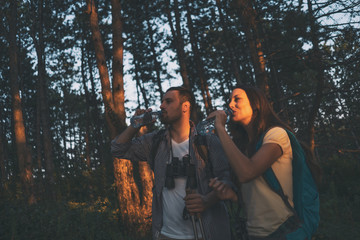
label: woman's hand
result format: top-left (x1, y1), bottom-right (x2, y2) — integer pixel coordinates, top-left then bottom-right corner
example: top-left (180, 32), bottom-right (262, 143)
top-left (209, 178), bottom-right (238, 202)
top-left (207, 110), bottom-right (228, 131)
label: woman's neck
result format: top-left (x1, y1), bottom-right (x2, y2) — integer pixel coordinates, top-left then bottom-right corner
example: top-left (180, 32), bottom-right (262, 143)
top-left (244, 122), bottom-right (255, 143)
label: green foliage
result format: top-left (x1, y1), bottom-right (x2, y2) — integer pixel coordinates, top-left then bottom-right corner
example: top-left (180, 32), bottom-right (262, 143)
top-left (314, 154), bottom-right (360, 239)
top-left (0, 198), bottom-right (151, 240)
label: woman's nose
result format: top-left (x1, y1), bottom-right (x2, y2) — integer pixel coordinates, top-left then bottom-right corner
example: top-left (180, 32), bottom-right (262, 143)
top-left (229, 100), bottom-right (234, 109)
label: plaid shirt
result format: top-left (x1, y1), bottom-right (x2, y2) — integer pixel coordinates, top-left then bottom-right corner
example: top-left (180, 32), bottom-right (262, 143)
top-left (111, 123), bottom-right (232, 240)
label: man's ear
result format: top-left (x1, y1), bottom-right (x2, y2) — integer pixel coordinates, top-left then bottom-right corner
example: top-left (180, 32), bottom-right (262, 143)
top-left (182, 101), bottom-right (190, 113)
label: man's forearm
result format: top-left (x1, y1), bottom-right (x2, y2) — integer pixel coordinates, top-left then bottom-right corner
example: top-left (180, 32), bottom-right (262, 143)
top-left (114, 125), bottom-right (139, 143)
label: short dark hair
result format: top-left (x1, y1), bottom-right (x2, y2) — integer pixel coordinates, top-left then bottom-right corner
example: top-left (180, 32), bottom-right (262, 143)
top-left (166, 86), bottom-right (195, 112)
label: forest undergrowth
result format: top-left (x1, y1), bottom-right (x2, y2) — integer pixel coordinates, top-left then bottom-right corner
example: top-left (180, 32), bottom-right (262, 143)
top-left (1, 153), bottom-right (359, 240)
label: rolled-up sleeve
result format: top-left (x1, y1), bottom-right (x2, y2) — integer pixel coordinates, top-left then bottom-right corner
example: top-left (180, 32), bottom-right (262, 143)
top-left (207, 135), bottom-right (232, 185)
top-left (111, 132), bottom-right (156, 163)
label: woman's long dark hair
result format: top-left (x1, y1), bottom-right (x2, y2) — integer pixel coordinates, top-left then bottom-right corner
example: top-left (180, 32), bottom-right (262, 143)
top-left (228, 85), bottom-right (292, 153)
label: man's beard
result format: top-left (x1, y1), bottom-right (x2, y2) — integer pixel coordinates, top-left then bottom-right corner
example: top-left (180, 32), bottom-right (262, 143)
top-left (160, 107), bottom-right (182, 124)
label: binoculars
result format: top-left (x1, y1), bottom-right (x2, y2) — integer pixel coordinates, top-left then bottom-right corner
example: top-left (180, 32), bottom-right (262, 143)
top-left (165, 154), bottom-right (196, 189)
top-left (164, 155), bottom-right (206, 240)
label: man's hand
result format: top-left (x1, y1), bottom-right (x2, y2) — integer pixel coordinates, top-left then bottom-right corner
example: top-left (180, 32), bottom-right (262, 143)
top-left (133, 108), bottom-right (149, 117)
top-left (209, 177), bottom-right (238, 202)
top-left (184, 190), bottom-right (209, 214)
top-left (132, 108), bottom-right (156, 136)
top-left (114, 108), bottom-right (153, 144)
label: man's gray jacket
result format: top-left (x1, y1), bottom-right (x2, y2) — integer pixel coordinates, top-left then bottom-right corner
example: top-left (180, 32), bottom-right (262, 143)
top-left (111, 125), bottom-right (232, 240)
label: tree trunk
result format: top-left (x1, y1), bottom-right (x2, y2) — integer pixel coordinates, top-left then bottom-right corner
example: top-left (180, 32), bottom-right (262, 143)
top-left (83, 23), bottom-right (104, 168)
top-left (9, 0), bottom-right (36, 205)
top-left (233, 0), bottom-right (269, 95)
top-left (336, 92), bottom-right (360, 149)
top-left (185, 0), bottom-right (213, 114)
top-left (166, 0), bottom-right (190, 89)
top-left (81, 32), bottom-right (92, 170)
top-left (133, 57), bottom-right (150, 109)
top-left (166, 0), bottom-right (201, 122)
top-left (35, 92), bottom-right (42, 178)
top-left (114, 159), bottom-right (153, 234)
top-left (268, 59), bottom-right (289, 121)
top-left (29, 0), bottom-right (55, 199)
top-left (144, 3), bottom-right (164, 101)
top-left (0, 120), bottom-right (6, 188)
top-left (306, 0), bottom-right (325, 153)
top-left (216, 0), bottom-right (243, 85)
top-left (86, 0), bottom-right (118, 135)
top-left (61, 102), bottom-right (69, 175)
top-left (111, 0), bottom-right (126, 125)
top-left (35, 92), bottom-right (44, 196)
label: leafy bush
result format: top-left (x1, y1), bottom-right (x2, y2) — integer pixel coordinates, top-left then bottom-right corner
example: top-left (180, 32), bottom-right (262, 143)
top-left (314, 153), bottom-right (360, 239)
top-left (0, 198), bottom-right (151, 240)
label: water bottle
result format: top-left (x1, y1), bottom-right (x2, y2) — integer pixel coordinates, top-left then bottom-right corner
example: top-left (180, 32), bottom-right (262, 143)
top-left (130, 111), bottom-right (162, 128)
top-left (196, 109), bottom-right (233, 135)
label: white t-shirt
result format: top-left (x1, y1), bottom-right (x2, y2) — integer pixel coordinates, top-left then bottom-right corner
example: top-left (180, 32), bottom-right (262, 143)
top-left (161, 139), bottom-right (202, 239)
top-left (241, 127), bottom-right (294, 237)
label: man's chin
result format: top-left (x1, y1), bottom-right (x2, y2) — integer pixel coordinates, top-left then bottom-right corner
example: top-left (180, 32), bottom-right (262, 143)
top-left (160, 117), bottom-right (169, 124)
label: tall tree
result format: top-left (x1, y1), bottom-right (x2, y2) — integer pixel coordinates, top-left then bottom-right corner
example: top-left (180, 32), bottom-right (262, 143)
top-left (29, 0), bottom-right (56, 199)
top-left (0, 111), bottom-right (6, 187)
top-left (75, 8), bottom-right (106, 169)
top-left (306, 0), bottom-right (326, 152)
top-left (166, 0), bottom-right (202, 122)
top-left (185, 0), bottom-right (213, 114)
top-left (215, 0), bottom-right (243, 85)
top-left (233, 0), bottom-right (269, 94)
top-left (144, 3), bottom-right (164, 100)
top-left (166, 0), bottom-right (190, 89)
top-left (80, 32), bottom-right (92, 170)
top-left (8, 0), bottom-right (36, 205)
top-left (86, 0), bottom-right (152, 233)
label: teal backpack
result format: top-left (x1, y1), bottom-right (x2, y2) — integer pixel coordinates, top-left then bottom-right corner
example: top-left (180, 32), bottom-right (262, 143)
top-left (256, 129), bottom-right (320, 240)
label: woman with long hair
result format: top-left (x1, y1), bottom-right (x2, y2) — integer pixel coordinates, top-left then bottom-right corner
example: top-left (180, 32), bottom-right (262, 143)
top-left (208, 85), bottom-right (319, 240)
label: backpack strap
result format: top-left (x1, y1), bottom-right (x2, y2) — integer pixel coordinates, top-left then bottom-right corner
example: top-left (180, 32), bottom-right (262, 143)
top-left (256, 130), bottom-right (297, 214)
top-left (149, 129), bottom-right (166, 170)
top-left (194, 134), bottom-right (213, 178)
top-left (263, 167), bottom-right (297, 214)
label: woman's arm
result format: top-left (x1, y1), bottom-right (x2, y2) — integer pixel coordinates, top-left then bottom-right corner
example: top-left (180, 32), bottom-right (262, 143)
top-left (208, 177), bottom-right (238, 202)
top-left (211, 111), bottom-right (283, 183)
